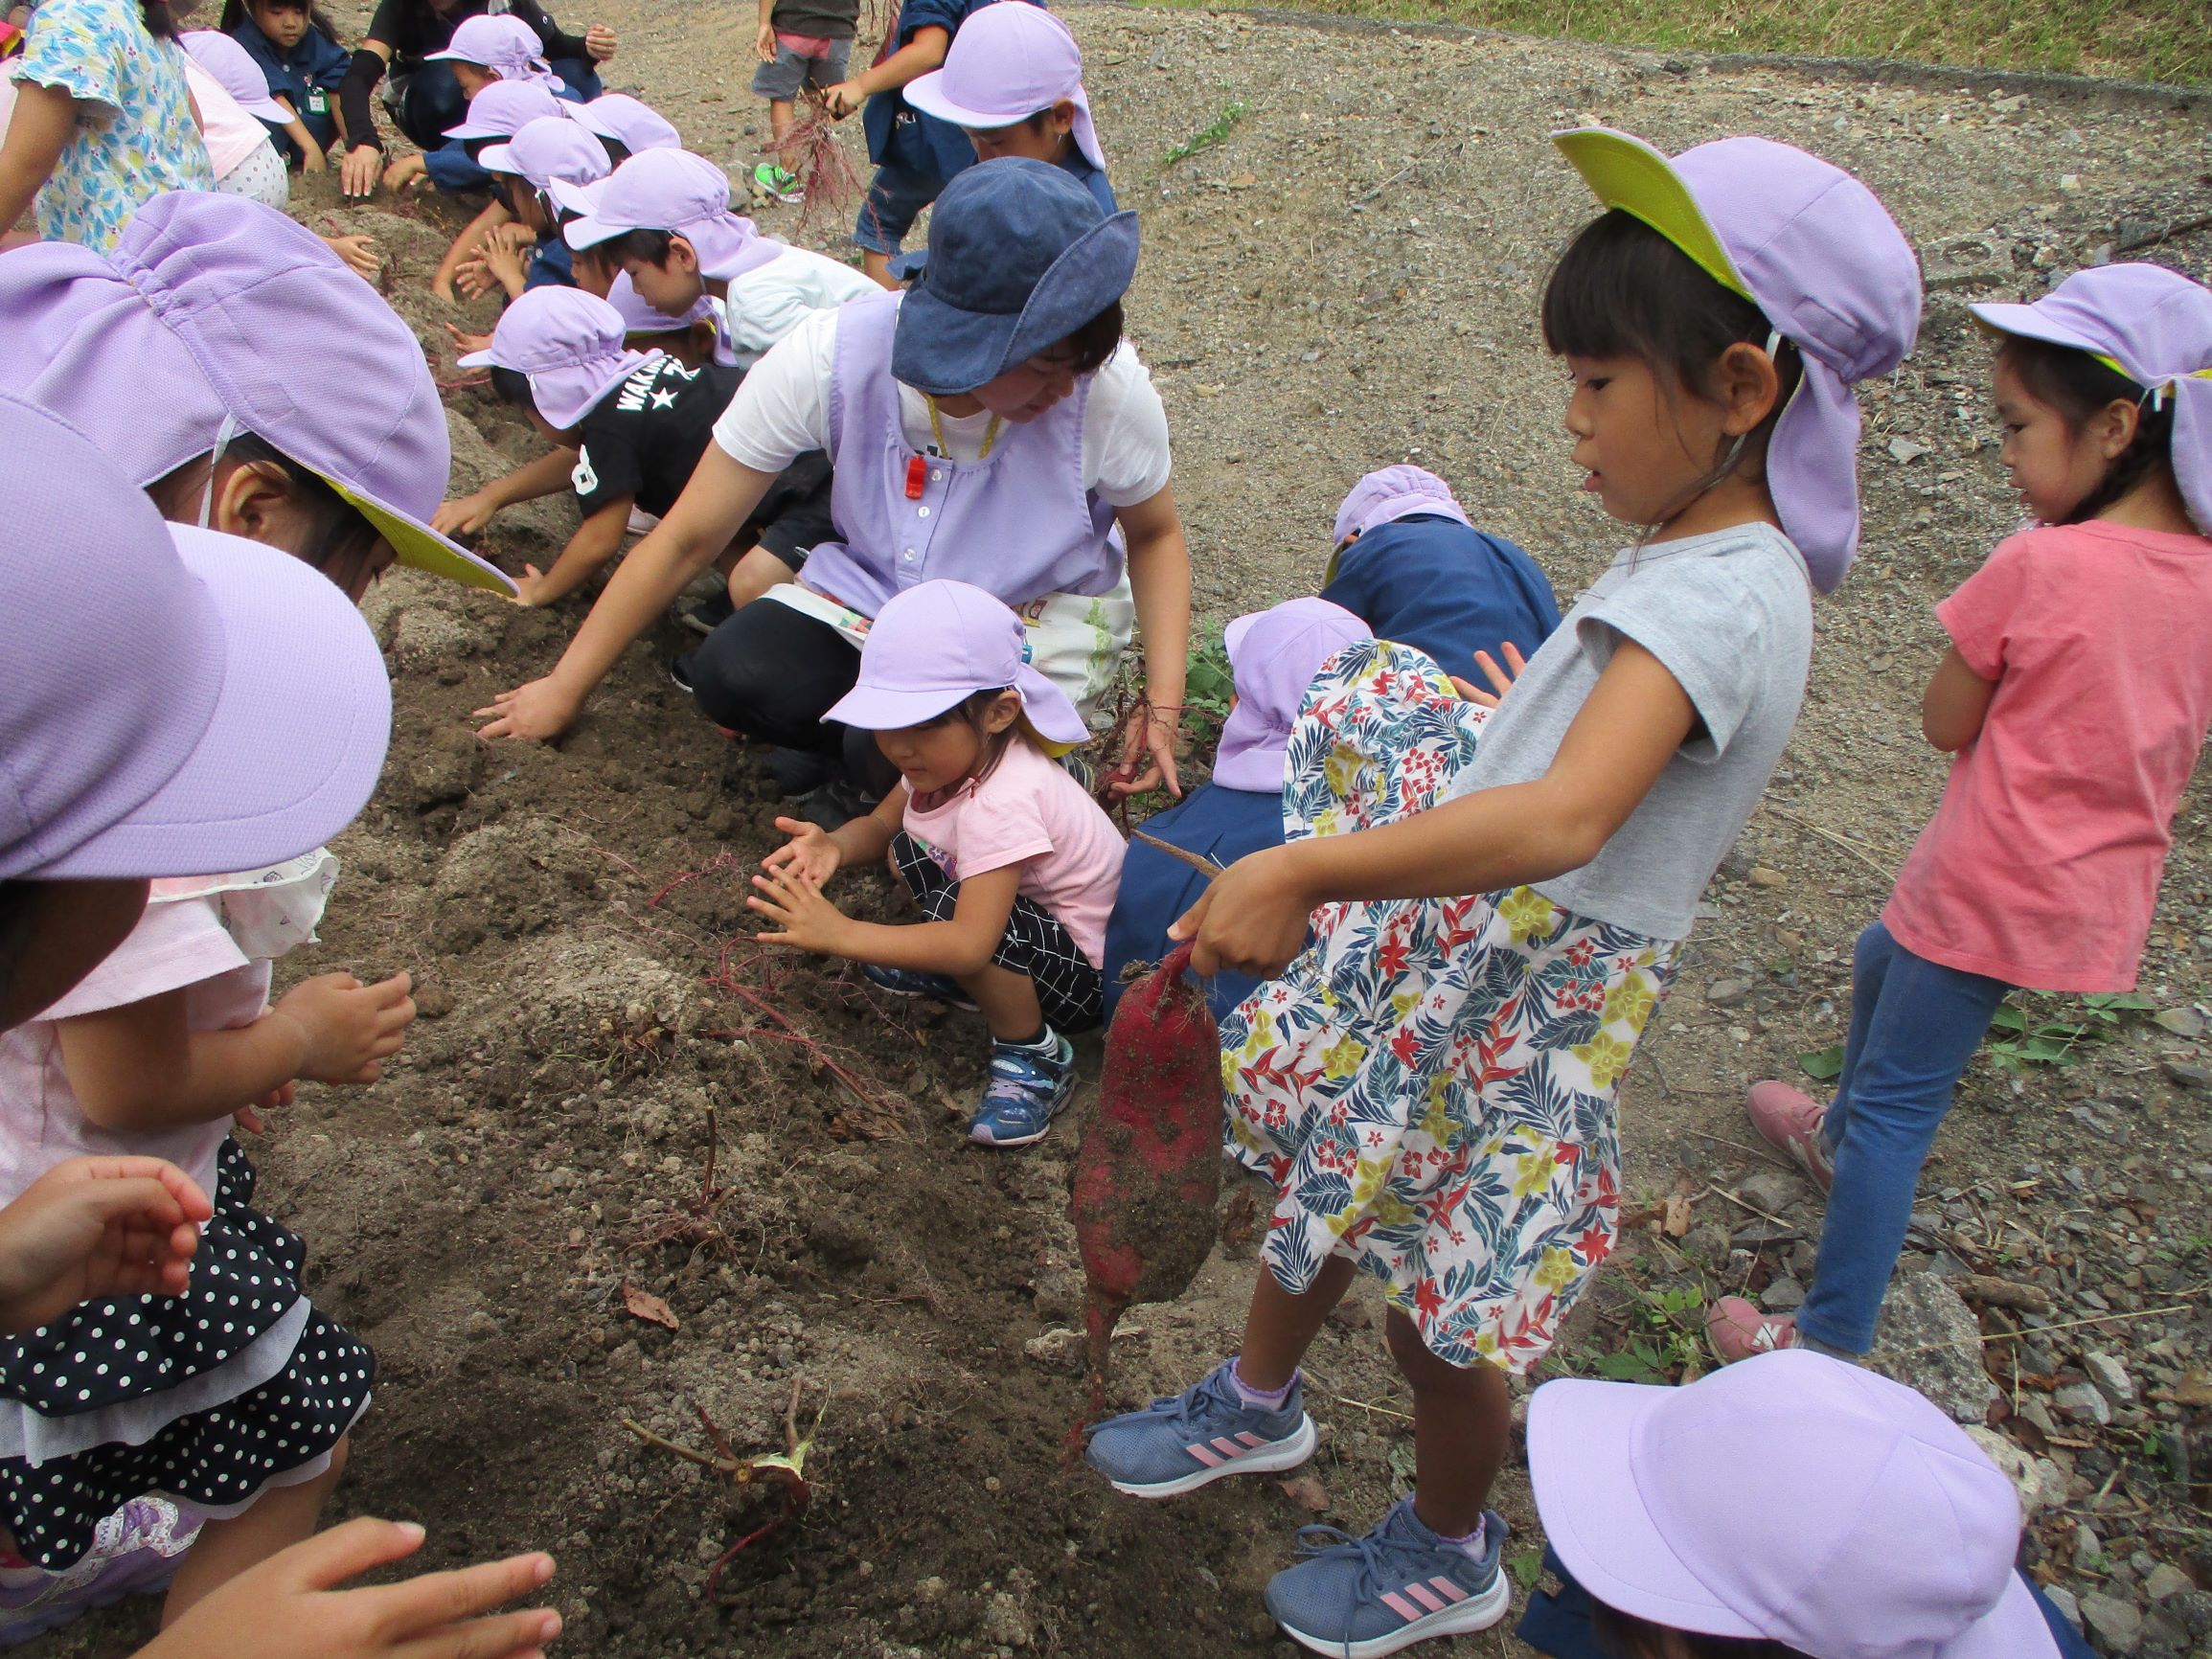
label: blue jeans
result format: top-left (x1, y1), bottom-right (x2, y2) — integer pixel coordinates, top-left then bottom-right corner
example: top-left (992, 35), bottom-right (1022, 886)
top-left (1796, 921), bottom-right (2010, 1354)
top-left (852, 160), bottom-right (943, 254)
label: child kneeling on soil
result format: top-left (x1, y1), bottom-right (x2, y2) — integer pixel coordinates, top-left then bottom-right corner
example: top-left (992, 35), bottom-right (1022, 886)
top-left (1713, 262), bottom-right (2212, 1368)
top-left (454, 286), bottom-right (832, 608)
top-left (1085, 127), bottom-right (1921, 1655)
top-left (462, 112), bottom-right (611, 298)
top-left (750, 580), bottom-right (1124, 1148)
top-left (1514, 1350), bottom-right (2088, 1659)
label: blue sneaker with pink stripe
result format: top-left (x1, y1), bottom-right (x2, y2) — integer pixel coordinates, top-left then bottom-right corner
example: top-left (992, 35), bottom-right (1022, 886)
top-left (1265, 1496), bottom-right (1512, 1658)
top-left (1083, 1359), bottom-right (1316, 1496)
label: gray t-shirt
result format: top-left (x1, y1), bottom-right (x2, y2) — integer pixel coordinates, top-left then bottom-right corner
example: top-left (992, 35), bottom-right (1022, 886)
top-left (1452, 522), bottom-right (1813, 940)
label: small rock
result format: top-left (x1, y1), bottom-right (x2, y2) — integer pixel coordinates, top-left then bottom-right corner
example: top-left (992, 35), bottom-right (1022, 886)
top-left (2084, 1350), bottom-right (2136, 1404)
top-left (2159, 1060), bottom-right (2209, 1091)
top-left (1965, 1426), bottom-right (2064, 1515)
top-left (1278, 1475), bottom-right (1330, 1512)
top-left (2152, 1007), bottom-right (2205, 1039)
top-left (1707, 977), bottom-right (1753, 1007)
top-left (1747, 866), bottom-right (1788, 888)
top-left (1759, 1276), bottom-right (1805, 1312)
top-left (2145, 1564), bottom-right (2194, 1602)
top-left (2043, 1584), bottom-right (2083, 1633)
top-left (1886, 438), bottom-right (1932, 464)
top-left (2164, 1589), bottom-right (2212, 1639)
top-left (463, 1309), bottom-right (499, 1340)
top-left (2077, 1522), bottom-right (2106, 1571)
top-left (2079, 1590), bottom-right (2143, 1653)
top-left (1868, 1273), bottom-right (1997, 1423)
top-left (2055, 1382), bottom-right (2113, 1426)
top-left (916, 1576), bottom-right (947, 1603)
top-left (2140, 1605), bottom-right (2187, 1650)
top-left (413, 982), bottom-right (455, 1019)
top-left (2059, 173), bottom-right (2084, 193)
top-left (1328, 1295), bottom-right (1372, 1331)
top-left (1022, 1329), bottom-right (1084, 1374)
top-left (1737, 1170), bottom-right (1806, 1215)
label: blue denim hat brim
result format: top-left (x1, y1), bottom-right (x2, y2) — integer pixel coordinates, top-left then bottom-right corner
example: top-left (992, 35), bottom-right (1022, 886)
top-left (891, 210), bottom-right (1140, 394)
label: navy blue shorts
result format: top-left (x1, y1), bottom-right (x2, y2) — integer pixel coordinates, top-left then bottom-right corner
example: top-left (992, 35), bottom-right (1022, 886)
top-left (853, 160), bottom-right (943, 254)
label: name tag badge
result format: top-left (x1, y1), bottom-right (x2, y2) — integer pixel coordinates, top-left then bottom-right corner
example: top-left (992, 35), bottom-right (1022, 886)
top-left (307, 87), bottom-right (328, 115)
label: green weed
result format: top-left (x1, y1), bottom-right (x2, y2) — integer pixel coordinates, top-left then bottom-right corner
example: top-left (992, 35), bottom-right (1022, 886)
top-left (1162, 101), bottom-right (1249, 169)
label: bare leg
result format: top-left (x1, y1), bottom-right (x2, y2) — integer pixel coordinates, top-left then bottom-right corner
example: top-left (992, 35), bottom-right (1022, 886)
top-left (861, 249), bottom-right (897, 290)
top-left (723, 544), bottom-right (799, 610)
top-left (956, 963), bottom-right (1043, 1044)
top-left (767, 98), bottom-right (795, 146)
top-left (161, 1436), bottom-right (349, 1624)
top-left (1384, 1308), bottom-right (1508, 1537)
top-left (1237, 1255), bottom-right (1358, 1392)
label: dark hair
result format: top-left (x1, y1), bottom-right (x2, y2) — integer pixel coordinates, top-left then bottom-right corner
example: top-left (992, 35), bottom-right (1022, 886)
top-left (139, 1), bottom-right (176, 38)
top-left (1996, 333), bottom-right (2178, 524)
top-left (918, 687), bottom-right (1024, 784)
top-left (218, 0), bottom-right (342, 39)
top-left (606, 228), bottom-right (677, 267)
top-left (1591, 1602), bottom-right (1811, 1659)
top-left (0, 883), bottom-right (31, 1009)
top-left (1542, 209), bottom-right (1804, 503)
top-left (1049, 299), bottom-right (1124, 377)
top-left (153, 432), bottom-right (388, 600)
top-left (600, 137), bottom-right (633, 166)
top-left (488, 365), bottom-right (537, 413)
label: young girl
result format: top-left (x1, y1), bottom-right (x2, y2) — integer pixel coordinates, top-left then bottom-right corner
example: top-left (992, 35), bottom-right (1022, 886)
top-left (460, 111), bottom-right (609, 297)
top-left (748, 580), bottom-right (1125, 1146)
top-left (1084, 128), bottom-right (1922, 1655)
top-left (0, 190), bottom-right (515, 602)
top-left (218, 0), bottom-right (350, 169)
top-left (1515, 1350), bottom-right (2085, 1659)
top-left (0, 0), bottom-right (213, 253)
top-left (1714, 261), bottom-right (2212, 1365)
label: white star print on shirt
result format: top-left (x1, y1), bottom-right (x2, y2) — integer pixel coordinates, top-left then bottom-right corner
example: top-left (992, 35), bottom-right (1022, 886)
top-left (650, 389), bottom-right (678, 410)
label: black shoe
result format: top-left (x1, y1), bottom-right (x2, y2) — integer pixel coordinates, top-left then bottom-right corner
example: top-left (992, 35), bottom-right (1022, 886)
top-left (764, 746), bottom-right (835, 797)
top-left (680, 591), bottom-right (736, 637)
top-left (670, 654), bottom-right (696, 693)
top-left (793, 778), bottom-right (877, 830)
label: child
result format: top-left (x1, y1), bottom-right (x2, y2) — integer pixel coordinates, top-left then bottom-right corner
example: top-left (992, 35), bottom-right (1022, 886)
top-left (555, 146), bottom-right (876, 370)
top-left (1101, 598), bottom-right (1371, 1025)
top-left (749, 580), bottom-right (1124, 1146)
top-left (218, 0), bottom-right (349, 168)
top-left (1084, 128), bottom-right (1920, 1655)
top-left (823, 0), bottom-right (1038, 287)
top-left (607, 271), bottom-right (721, 367)
top-left (422, 11), bottom-right (563, 94)
top-left (902, 0), bottom-right (1112, 213)
top-left (1713, 262), bottom-right (2212, 1365)
top-left (750, 0), bottom-right (855, 201)
top-left (482, 160), bottom-right (1187, 829)
top-left (0, 0), bottom-right (213, 253)
top-left (465, 111), bottom-right (609, 296)
top-left (1322, 465), bottom-right (1562, 686)
top-left (181, 29), bottom-right (296, 205)
top-left (0, 190), bottom-right (515, 602)
top-left (334, 0), bottom-right (614, 199)
top-left (411, 77), bottom-right (569, 292)
top-left (1515, 1350), bottom-right (2085, 1659)
top-left (453, 286), bottom-right (833, 609)
top-left (570, 87), bottom-right (676, 160)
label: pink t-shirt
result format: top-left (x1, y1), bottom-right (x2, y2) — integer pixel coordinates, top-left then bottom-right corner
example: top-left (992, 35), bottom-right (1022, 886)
top-left (0, 896), bottom-right (265, 1207)
top-left (1883, 520), bottom-right (2212, 991)
top-left (901, 739), bottom-right (1126, 966)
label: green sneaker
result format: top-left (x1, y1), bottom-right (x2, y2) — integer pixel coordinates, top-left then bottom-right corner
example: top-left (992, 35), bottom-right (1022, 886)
top-left (753, 161), bottom-right (803, 204)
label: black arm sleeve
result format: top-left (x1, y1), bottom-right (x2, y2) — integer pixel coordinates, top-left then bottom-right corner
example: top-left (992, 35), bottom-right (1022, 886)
top-left (512, 0), bottom-right (591, 62)
top-left (338, 47), bottom-right (388, 150)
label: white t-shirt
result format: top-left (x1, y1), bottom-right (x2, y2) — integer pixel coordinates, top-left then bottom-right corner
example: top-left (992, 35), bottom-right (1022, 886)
top-left (711, 304), bottom-right (1174, 509)
top-left (719, 246), bottom-right (879, 370)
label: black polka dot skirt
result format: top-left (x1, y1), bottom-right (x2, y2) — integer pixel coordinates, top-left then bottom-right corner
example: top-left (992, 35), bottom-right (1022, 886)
top-left (0, 1141), bottom-right (373, 1570)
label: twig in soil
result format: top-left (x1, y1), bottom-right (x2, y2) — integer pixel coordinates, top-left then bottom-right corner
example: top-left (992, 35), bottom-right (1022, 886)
top-left (1317, 1393), bottom-right (1413, 1423)
top-left (1701, 1183), bottom-right (1792, 1230)
top-left (436, 372), bottom-right (490, 393)
top-left (1685, 1127), bottom-right (1794, 1163)
top-left (2114, 213), bottom-right (2212, 256)
top-left (1758, 803), bottom-right (1896, 882)
top-left (1355, 131), bottom-right (1461, 203)
top-left (623, 1377), bottom-right (825, 1598)
top-left (1901, 1305), bottom-right (2192, 1356)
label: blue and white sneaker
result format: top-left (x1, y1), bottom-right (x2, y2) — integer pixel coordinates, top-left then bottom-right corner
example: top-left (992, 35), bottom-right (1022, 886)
top-left (1084, 1359), bottom-right (1318, 1496)
top-left (860, 963), bottom-right (979, 1010)
top-left (1265, 1496), bottom-right (1511, 1659)
top-left (967, 1030), bottom-right (1076, 1148)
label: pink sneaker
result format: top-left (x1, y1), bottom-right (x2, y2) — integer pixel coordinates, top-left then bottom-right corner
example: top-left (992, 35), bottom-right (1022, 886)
top-left (1705, 1296), bottom-right (1801, 1365)
top-left (1745, 1080), bottom-right (1834, 1193)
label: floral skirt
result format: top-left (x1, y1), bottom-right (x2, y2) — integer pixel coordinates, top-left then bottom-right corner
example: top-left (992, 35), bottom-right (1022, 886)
top-left (1220, 641), bottom-right (1680, 1373)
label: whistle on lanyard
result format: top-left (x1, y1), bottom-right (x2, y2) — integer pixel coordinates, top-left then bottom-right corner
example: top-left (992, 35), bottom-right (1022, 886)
top-left (904, 455), bottom-right (927, 501)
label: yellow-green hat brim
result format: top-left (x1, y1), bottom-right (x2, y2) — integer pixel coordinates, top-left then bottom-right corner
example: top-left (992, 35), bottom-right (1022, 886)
top-left (323, 474), bottom-right (519, 595)
top-left (1551, 127), bottom-right (1752, 305)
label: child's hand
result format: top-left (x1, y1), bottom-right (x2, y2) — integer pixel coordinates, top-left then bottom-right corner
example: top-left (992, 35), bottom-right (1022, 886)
top-left (338, 143), bottom-right (380, 199)
top-left (584, 22), bottom-right (618, 60)
top-left (509, 564), bottom-right (552, 606)
top-left (755, 20), bottom-right (777, 60)
top-left (136, 1517), bottom-right (559, 1659)
top-left (474, 675), bottom-right (584, 741)
top-left (761, 816), bottom-right (841, 886)
top-left (302, 140), bottom-right (328, 173)
top-left (433, 490), bottom-right (499, 536)
top-left (269, 971), bottom-right (417, 1086)
top-left (383, 153), bottom-right (426, 193)
top-left (1170, 844), bottom-right (1314, 980)
top-left (452, 256), bottom-right (498, 301)
top-left (1451, 641), bottom-right (1526, 710)
top-left (444, 320), bottom-right (493, 356)
top-left (822, 80), bottom-right (866, 119)
top-left (319, 233), bottom-right (379, 282)
top-left (478, 238), bottom-right (528, 291)
top-left (0, 1156), bottom-right (213, 1332)
top-left (1106, 700), bottom-right (1182, 800)
top-left (748, 866), bottom-right (855, 955)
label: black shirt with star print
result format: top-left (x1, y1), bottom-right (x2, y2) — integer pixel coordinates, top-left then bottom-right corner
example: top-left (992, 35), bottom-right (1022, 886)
top-left (571, 356), bottom-right (743, 521)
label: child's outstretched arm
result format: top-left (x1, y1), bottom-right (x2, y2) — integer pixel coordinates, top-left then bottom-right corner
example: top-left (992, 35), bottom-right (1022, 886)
top-left (762, 795), bottom-right (900, 887)
top-left (1921, 648), bottom-right (1996, 753)
top-left (752, 847), bottom-right (1019, 977)
top-left (435, 439), bottom-right (580, 537)
top-left (1175, 639), bottom-right (1698, 978)
top-left (822, 24), bottom-right (949, 117)
top-left (512, 499), bottom-right (631, 607)
top-left (431, 202), bottom-right (514, 302)
top-left (273, 98), bottom-right (328, 171)
top-left (0, 1156), bottom-right (213, 1332)
top-left (57, 972), bottom-right (417, 1133)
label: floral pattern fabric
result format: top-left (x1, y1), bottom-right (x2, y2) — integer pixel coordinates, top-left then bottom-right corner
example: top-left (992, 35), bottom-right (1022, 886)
top-left (1220, 640), bottom-right (1680, 1374)
top-left (11, 0), bottom-right (213, 252)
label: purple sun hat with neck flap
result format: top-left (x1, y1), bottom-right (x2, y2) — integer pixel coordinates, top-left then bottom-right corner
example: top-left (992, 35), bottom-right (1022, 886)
top-left (1972, 262), bottom-right (2212, 535)
top-left (180, 31), bottom-right (290, 125)
top-left (604, 270), bottom-right (718, 338)
top-left (1332, 464), bottom-right (1471, 548)
top-left (0, 393), bottom-right (393, 882)
top-left (458, 288), bottom-right (661, 429)
top-left (0, 192), bottom-right (513, 595)
top-left (445, 77), bottom-right (568, 142)
top-left (480, 115), bottom-right (610, 191)
top-left (427, 12), bottom-right (557, 83)
top-left (558, 148), bottom-right (785, 284)
top-left (1553, 127), bottom-right (1924, 593)
top-left (573, 92), bottom-right (681, 153)
top-left (903, 2), bottom-right (1106, 172)
top-left (826, 580), bottom-right (1088, 743)
top-left (1213, 599), bottom-right (1372, 793)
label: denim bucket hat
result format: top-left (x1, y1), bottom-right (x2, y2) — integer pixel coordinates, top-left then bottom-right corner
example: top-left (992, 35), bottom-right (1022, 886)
top-left (891, 157), bottom-right (1138, 396)
top-left (1553, 128), bottom-right (1924, 593)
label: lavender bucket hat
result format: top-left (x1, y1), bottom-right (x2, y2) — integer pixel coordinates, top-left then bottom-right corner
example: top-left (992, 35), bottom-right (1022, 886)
top-left (480, 115), bottom-right (610, 191)
top-left (903, 2), bottom-right (1106, 172)
top-left (1212, 599), bottom-right (1372, 792)
top-left (572, 92), bottom-right (681, 154)
top-left (826, 580), bottom-right (1088, 743)
top-left (445, 78), bottom-right (568, 142)
top-left (1553, 128), bottom-right (1924, 593)
top-left (1332, 464), bottom-right (1471, 548)
top-left (558, 149), bottom-right (784, 284)
top-left (459, 288), bottom-right (659, 429)
top-left (427, 13), bottom-right (557, 83)
top-left (1972, 262), bottom-right (2212, 534)
top-left (0, 192), bottom-right (513, 595)
top-left (1528, 1350), bottom-right (2058, 1659)
top-left (180, 31), bottom-right (290, 125)
top-left (0, 394), bottom-right (392, 881)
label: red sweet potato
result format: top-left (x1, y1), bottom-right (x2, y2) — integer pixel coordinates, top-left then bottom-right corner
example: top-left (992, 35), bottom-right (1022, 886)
top-left (1070, 941), bottom-right (1223, 1413)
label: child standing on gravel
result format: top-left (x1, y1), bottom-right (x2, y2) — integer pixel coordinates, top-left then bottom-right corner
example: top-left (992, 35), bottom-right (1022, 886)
top-left (1084, 128), bottom-right (1922, 1655)
top-left (750, 580), bottom-right (1125, 1148)
top-left (749, 0), bottom-right (857, 202)
top-left (1714, 263), bottom-right (2212, 1368)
